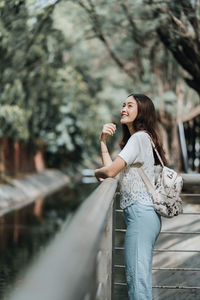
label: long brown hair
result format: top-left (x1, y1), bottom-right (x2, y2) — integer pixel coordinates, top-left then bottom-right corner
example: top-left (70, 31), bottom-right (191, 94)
top-left (120, 94), bottom-right (167, 166)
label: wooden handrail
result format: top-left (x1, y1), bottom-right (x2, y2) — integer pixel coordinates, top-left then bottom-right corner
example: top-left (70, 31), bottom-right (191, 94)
top-left (8, 178), bottom-right (118, 300)
top-left (182, 173), bottom-right (200, 185)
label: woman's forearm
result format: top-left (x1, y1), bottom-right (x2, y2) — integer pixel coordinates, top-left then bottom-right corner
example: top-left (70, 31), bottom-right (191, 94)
top-left (95, 156), bottom-right (126, 181)
top-left (100, 138), bottom-right (113, 167)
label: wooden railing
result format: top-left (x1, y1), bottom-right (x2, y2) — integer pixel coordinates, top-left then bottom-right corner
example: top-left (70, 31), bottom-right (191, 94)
top-left (7, 178), bottom-right (117, 300)
top-left (7, 173), bottom-right (200, 300)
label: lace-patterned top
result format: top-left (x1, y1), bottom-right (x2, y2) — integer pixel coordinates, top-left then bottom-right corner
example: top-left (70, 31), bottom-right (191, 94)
top-left (118, 131), bottom-right (155, 209)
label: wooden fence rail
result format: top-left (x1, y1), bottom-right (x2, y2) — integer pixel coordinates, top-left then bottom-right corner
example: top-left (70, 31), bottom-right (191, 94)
top-left (7, 178), bottom-right (117, 300)
top-left (6, 173), bottom-right (200, 300)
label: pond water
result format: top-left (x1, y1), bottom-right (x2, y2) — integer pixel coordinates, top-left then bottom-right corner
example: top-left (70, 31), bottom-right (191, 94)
top-left (0, 180), bottom-right (98, 300)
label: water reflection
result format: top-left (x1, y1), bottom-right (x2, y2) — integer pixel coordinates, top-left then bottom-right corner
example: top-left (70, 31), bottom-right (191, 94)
top-left (0, 181), bottom-right (97, 300)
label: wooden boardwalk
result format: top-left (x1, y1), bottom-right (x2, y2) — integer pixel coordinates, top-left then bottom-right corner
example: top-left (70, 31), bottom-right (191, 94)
top-left (114, 191), bottom-right (200, 299)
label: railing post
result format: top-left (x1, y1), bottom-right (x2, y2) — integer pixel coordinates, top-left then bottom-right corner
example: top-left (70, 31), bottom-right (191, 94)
top-left (178, 122), bottom-right (189, 173)
top-left (96, 193), bottom-right (115, 300)
top-left (111, 193), bottom-right (116, 300)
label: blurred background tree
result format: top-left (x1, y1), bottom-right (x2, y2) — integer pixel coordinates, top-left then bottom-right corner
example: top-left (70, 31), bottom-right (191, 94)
top-left (0, 0), bottom-right (199, 174)
top-left (68, 0), bottom-right (200, 166)
top-left (0, 0), bottom-right (108, 173)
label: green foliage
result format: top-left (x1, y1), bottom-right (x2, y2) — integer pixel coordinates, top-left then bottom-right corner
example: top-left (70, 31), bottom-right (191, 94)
top-left (0, 105), bottom-right (30, 140)
top-left (1, 0), bottom-right (198, 169)
top-left (0, 0), bottom-right (94, 164)
top-left (0, 0), bottom-right (116, 168)
top-left (70, 0), bottom-right (200, 117)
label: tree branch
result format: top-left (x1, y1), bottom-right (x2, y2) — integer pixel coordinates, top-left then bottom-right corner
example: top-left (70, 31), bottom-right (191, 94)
top-left (120, 2), bottom-right (146, 47)
top-left (181, 104), bottom-right (200, 122)
top-left (168, 10), bottom-right (189, 38)
top-left (78, 0), bottom-right (136, 80)
top-left (26, 0), bottom-right (63, 53)
top-left (157, 22), bottom-right (200, 95)
top-left (180, 0), bottom-right (200, 48)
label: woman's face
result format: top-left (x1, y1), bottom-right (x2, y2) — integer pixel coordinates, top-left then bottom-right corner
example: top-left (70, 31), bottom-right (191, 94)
top-left (120, 96), bottom-right (138, 125)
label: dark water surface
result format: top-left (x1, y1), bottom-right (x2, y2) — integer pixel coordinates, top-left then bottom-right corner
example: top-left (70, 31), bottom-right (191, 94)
top-left (0, 181), bottom-right (98, 299)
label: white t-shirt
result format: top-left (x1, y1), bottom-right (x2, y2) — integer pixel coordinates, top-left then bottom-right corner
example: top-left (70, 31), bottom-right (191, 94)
top-left (118, 131), bottom-right (155, 209)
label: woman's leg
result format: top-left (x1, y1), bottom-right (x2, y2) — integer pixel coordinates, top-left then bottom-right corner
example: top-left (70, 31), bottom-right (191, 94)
top-left (124, 202), bottom-right (161, 300)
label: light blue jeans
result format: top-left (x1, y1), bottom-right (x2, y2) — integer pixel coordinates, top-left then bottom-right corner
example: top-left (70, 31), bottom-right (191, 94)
top-left (123, 201), bottom-right (162, 300)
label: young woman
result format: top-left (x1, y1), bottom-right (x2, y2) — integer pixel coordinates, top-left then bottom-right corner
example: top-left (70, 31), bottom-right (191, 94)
top-left (94, 94), bottom-right (167, 300)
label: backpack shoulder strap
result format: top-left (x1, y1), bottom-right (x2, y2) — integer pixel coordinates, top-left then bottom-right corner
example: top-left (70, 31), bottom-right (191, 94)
top-left (147, 136), bottom-right (165, 168)
top-left (137, 168), bottom-right (157, 201)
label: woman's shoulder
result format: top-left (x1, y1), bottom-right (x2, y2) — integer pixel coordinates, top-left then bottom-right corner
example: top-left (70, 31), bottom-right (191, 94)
top-left (126, 131), bottom-right (151, 150)
top-left (132, 130), bottom-right (151, 141)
